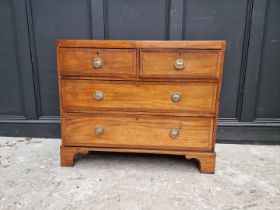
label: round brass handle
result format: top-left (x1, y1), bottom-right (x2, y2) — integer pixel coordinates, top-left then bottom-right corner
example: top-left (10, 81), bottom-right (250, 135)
top-left (92, 58), bottom-right (103, 69)
top-left (95, 126), bottom-right (104, 136)
top-left (170, 92), bottom-right (182, 102)
top-left (93, 90), bottom-right (104, 101)
top-left (170, 128), bottom-right (180, 139)
top-left (174, 58), bottom-right (185, 70)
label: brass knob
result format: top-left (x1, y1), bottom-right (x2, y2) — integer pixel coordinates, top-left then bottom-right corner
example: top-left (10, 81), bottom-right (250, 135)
top-left (93, 90), bottom-right (104, 101)
top-left (170, 92), bottom-right (182, 102)
top-left (174, 58), bottom-right (185, 70)
top-left (170, 128), bottom-right (180, 139)
top-left (95, 126), bottom-right (104, 136)
top-left (92, 58), bottom-right (103, 69)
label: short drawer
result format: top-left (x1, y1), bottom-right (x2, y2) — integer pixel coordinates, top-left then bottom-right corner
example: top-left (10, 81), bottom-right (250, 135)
top-left (61, 80), bottom-right (217, 115)
top-left (63, 113), bottom-right (214, 151)
top-left (59, 48), bottom-right (136, 77)
top-left (140, 49), bottom-right (220, 79)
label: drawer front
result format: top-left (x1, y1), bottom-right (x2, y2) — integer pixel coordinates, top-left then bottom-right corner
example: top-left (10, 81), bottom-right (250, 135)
top-left (62, 80), bottom-right (217, 115)
top-left (140, 50), bottom-right (219, 79)
top-left (59, 48), bottom-right (136, 77)
top-left (63, 113), bottom-right (213, 151)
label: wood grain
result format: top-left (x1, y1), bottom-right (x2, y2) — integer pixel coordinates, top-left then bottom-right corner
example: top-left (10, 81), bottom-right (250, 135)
top-left (57, 40), bottom-right (226, 174)
top-left (57, 40), bottom-right (226, 50)
top-left (185, 152), bottom-right (216, 173)
top-left (140, 49), bottom-right (219, 79)
top-left (61, 80), bottom-right (217, 115)
top-left (60, 48), bottom-right (136, 77)
top-left (60, 145), bottom-right (216, 173)
top-left (62, 113), bottom-right (214, 151)
top-left (211, 48), bottom-right (226, 151)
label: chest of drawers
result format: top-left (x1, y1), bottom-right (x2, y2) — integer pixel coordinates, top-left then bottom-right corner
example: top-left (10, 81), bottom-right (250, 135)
top-left (57, 40), bottom-right (225, 173)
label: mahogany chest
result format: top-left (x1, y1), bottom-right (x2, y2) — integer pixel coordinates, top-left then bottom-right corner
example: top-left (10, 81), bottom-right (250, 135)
top-left (57, 40), bottom-right (225, 173)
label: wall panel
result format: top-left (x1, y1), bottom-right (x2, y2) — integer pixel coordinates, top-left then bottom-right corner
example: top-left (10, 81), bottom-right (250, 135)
top-left (256, 0), bottom-right (280, 119)
top-left (29, 0), bottom-right (91, 117)
top-left (0, 0), bottom-right (279, 143)
top-left (182, 0), bottom-right (249, 119)
top-left (0, 0), bottom-right (24, 117)
top-left (106, 0), bottom-right (170, 40)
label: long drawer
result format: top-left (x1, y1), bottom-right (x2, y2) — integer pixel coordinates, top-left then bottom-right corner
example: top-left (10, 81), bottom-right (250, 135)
top-left (63, 113), bottom-right (214, 151)
top-left (61, 80), bottom-right (217, 115)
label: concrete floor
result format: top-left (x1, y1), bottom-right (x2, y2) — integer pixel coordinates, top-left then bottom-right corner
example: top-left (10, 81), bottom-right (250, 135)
top-left (0, 137), bottom-right (279, 210)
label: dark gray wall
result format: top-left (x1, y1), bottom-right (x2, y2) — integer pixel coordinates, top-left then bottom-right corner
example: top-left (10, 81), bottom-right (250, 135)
top-left (0, 0), bottom-right (279, 144)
